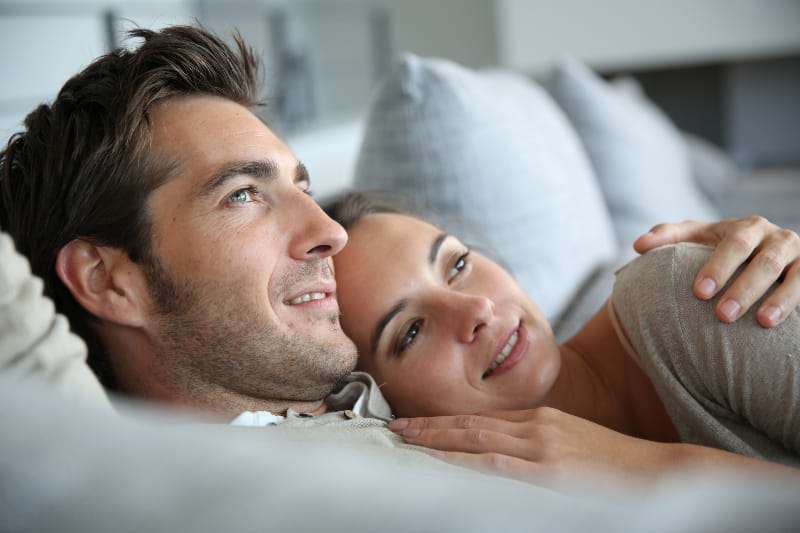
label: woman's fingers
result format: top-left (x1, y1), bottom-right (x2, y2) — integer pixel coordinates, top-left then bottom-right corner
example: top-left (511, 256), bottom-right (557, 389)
top-left (633, 216), bottom-right (800, 326)
top-left (397, 426), bottom-right (531, 457)
top-left (390, 413), bottom-right (525, 436)
top-left (712, 234), bottom-right (797, 322)
top-left (756, 262), bottom-right (800, 327)
top-left (633, 220), bottom-right (712, 254)
top-left (691, 221), bottom-right (766, 301)
top-left (475, 408), bottom-right (538, 423)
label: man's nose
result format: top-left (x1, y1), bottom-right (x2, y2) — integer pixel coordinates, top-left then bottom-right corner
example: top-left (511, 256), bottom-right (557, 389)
top-left (288, 192), bottom-right (348, 261)
top-left (440, 292), bottom-right (495, 343)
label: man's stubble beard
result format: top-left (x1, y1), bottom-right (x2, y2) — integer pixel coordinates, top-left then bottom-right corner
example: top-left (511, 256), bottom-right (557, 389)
top-left (142, 255), bottom-right (358, 403)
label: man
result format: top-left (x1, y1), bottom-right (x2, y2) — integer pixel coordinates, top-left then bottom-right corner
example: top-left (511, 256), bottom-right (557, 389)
top-left (1, 25), bottom-right (798, 429)
top-left (0, 26), bottom-right (359, 419)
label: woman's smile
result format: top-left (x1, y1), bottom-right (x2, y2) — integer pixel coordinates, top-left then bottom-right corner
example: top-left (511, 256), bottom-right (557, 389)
top-left (333, 212), bottom-right (562, 417)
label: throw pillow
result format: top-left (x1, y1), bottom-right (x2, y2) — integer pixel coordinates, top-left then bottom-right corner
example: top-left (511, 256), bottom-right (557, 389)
top-left (353, 54), bottom-right (617, 321)
top-left (551, 58), bottom-right (720, 251)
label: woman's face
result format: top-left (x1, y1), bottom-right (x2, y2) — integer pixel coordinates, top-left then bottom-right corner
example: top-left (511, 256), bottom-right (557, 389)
top-left (334, 213), bottom-right (562, 417)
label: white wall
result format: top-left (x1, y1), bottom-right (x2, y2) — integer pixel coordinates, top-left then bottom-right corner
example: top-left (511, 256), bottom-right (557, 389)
top-left (496, 0), bottom-right (800, 75)
top-left (387, 0), bottom-right (498, 68)
top-left (0, 0), bottom-right (195, 141)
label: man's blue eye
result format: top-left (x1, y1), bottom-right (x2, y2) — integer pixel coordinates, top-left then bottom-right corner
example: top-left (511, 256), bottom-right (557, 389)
top-left (228, 188), bottom-right (254, 204)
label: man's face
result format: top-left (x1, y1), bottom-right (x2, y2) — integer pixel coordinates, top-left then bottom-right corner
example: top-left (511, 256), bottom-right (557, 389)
top-left (142, 95), bottom-right (357, 402)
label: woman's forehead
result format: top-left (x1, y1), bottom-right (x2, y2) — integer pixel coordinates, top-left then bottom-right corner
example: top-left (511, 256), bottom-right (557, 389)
top-left (334, 214), bottom-right (443, 328)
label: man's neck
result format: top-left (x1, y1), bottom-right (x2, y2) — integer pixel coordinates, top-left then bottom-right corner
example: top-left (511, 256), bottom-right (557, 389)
top-left (176, 387), bottom-right (329, 420)
top-left (103, 328), bottom-right (330, 421)
top-left (122, 373), bottom-right (330, 421)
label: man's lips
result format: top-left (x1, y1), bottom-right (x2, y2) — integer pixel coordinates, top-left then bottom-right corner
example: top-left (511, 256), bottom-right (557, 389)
top-left (283, 283), bottom-right (337, 306)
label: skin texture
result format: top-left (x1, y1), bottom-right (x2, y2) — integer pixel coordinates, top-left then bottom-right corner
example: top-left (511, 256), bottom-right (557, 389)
top-left (336, 215), bottom-right (800, 421)
top-left (334, 212), bottom-right (800, 486)
top-left (59, 95), bottom-right (358, 417)
top-left (334, 213), bottom-right (676, 440)
top-left (335, 213), bottom-right (562, 418)
top-left (332, 215), bottom-right (800, 418)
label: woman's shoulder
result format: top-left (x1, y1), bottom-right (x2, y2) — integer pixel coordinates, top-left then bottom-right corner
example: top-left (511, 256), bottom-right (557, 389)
top-left (612, 243), bottom-right (712, 330)
top-left (611, 244), bottom-right (800, 460)
top-left (614, 243), bottom-right (711, 292)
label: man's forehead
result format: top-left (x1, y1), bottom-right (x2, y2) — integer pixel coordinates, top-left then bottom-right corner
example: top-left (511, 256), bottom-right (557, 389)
top-left (148, 95), bottom-right (292, 185)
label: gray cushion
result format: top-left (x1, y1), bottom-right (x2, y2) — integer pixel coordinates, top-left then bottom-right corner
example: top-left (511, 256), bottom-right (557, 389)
top-left (551, 59), bottom-right (720, 252)
top-left (354, 54), bottom-right (617, 320)
top-left (682, 132), bottom-right (741, 203)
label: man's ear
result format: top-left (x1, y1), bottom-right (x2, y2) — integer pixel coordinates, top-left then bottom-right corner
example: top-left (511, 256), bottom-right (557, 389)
top-left (56, 240), bottom-right (149, 328)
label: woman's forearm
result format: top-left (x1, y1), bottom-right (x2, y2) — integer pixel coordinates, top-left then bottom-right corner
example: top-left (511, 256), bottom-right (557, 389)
top-left (664, 442), bottom-right (800, 482)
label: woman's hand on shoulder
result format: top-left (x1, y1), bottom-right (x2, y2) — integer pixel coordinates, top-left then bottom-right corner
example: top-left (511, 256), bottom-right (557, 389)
top-left (390, 408), bottom-right (674, 489)
top-left (633, 216), bottom-right (800, 328)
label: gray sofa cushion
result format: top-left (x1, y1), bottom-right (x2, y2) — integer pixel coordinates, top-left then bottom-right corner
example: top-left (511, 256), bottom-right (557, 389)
top-left (354, 54), bottom-right (617, 320)
top-left (551, 59), bottom-right (720, 252)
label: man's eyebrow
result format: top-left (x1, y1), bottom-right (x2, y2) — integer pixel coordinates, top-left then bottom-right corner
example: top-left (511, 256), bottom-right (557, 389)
top-left (371, 299), bottom-right (408, 356)
top-left (198, 159), bottom-right (279, 199)
top-left (370, 232), bottom-right (450, 355)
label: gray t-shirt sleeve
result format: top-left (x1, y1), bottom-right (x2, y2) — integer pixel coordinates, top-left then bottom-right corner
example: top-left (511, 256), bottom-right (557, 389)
top-left (611, 243), bottom-right (800, 464)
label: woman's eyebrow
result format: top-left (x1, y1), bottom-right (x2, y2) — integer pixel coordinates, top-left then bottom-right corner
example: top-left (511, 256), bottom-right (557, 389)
top-left (371, 299), bottom-right (408, 356)
top-left (370, 232), bottom-right (451, 355)
top-left (429, 232), bottom-right (449, 265)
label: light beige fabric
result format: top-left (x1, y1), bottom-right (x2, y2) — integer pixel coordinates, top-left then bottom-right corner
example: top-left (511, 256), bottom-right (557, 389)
top-left (0, 232), bottom-right (111, 409)
top-left (612, 243), bottom-right (800, 465)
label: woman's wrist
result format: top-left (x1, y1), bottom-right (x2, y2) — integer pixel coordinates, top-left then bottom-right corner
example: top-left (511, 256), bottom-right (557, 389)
top-left (661, 442), bottom-right (800, 481)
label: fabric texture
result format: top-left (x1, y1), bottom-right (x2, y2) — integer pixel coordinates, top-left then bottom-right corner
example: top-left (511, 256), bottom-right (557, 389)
top-left (551, 59), bottom-right (720, 251)
top-left (0, 232), bottom-right (111, 409)
top-left (354, 53), bottom-right (617, 321)
top-left (682, 131), bottom-right (741, 203)
top-left (611, 244), bottom-right (800, 465)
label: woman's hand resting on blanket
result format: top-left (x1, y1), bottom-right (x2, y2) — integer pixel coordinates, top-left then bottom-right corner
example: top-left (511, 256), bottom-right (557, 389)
top-left (634, 216), bottom-right (800, 328)
top-left (390, 408), bottom-right (798, 489)
top-left (390, 408), bottom-right (677, 489)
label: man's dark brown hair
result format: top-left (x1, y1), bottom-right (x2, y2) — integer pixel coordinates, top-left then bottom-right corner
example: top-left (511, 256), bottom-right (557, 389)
top-left (0, 25), bottom-right (262, 387)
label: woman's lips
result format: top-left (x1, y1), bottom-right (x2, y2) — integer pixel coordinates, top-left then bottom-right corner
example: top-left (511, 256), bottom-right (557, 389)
top-left (484, 324), bottom-right (529, 379)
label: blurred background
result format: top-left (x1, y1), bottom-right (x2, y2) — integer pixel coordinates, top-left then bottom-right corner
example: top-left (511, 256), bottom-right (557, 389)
top-left (1, 0), bottom-right (799, 196)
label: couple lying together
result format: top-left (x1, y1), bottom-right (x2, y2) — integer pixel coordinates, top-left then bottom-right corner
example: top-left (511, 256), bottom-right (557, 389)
top-left (2, 25), bottom-right (796, 490)
top-left (315, 191), bottom-right (800, 484)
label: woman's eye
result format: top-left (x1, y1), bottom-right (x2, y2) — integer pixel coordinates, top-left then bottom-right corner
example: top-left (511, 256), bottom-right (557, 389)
top-left (227, 188), bottom-right (255, 204)
top-left (397, 319), bottom-right (423, 354)
top-left (447, 251), bottom-right (471, 281)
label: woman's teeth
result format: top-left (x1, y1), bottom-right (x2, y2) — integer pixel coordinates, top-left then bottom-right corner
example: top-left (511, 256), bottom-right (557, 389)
top-left (288, 292), bottom-right (327, 305)
top-left (488, 330), bottom-right (519, 372)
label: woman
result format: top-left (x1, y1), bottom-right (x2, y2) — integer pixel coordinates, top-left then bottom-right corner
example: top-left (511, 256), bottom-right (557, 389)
top-left (325, 192), bottom-right (800, 484)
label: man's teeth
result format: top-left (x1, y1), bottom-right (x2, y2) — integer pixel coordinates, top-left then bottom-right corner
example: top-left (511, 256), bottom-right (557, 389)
top-left (288, 292), bottom-right (327, 305)
top-left (488, 331), bottom-right (519, 372)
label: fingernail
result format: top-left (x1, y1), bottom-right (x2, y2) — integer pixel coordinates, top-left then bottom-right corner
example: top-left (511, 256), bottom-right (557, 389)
top-left (697, 278), bottom-right (716, 298)
top-left (762, 305), bottom-right (782, 324)
top-left (720, 299), bottom-right (741, 320)
top-left (402, 427), bottom-right (421, 438)
top-left (389, 418), bottom-right (409, 432)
